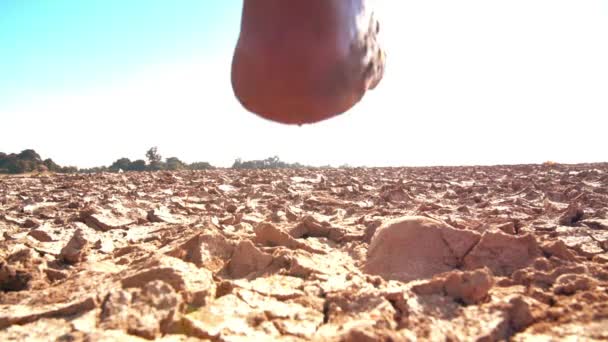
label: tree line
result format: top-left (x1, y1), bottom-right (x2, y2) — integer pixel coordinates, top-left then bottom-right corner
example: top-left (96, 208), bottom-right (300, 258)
top-left (85, 147), bottom-right (215, 173)
top-left (1, 148), bottom-right (322, 174)
top-left (0, 147), bottom-right (214, 174)
top-left (0, 150), bottom-right (77, 174)
top-left (231, 156), bottom-right (309, 169)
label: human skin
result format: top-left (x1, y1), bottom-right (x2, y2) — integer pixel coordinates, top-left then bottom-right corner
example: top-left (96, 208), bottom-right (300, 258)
top-left (231, 0), bottom-right (385, 125)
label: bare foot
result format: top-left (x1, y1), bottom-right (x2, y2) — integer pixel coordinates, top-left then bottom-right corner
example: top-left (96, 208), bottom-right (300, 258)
top-left (231, 0), bottom-right (386, 125)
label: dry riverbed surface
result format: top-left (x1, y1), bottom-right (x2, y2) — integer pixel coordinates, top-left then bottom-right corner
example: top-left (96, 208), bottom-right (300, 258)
top-left (1, 165), bottom-right (607, 341)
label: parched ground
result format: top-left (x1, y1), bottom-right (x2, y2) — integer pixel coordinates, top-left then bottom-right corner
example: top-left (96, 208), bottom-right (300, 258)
top-left (1, 164), bottom-right (607, 341)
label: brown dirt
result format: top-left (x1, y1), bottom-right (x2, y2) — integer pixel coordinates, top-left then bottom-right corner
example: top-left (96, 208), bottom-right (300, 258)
top-left (1, 164), bottom-right (607, 340)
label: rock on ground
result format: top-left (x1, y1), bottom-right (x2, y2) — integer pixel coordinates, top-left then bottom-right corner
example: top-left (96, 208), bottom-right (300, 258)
top-left (364, 216), bottom-right (480, 281)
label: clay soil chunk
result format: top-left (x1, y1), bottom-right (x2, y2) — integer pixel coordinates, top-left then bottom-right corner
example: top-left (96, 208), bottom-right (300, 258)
top-left (463, 231), bottom-right (542, 276)
top-left (365, 216), bottom-right (480, 281)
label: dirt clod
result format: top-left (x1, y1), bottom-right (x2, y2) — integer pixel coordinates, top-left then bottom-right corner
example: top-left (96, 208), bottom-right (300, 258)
top-left (59, 229), bottom-right (89, 264)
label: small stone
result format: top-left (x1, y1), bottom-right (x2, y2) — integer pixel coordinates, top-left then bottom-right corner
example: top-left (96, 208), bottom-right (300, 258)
top-left (100, 280), bottom-right (182, 339)
top-left (167, 232), bottom-right (234, 272)
top-left (592, 254), bottom-right (608, 264)
top-left (44, 268), bottom-right (69, 282)
top-left (147, 207), bottom-right (180, 224)
top-left (443, 268), bottom-right (494, 305)
top-left (22, 218), bottom-right (41, 229)
top-left (226, 240), bottom-right (273, 278)
top-left (559, 202), bottom-right (584, 226)
top-left (226, 203), bottom-right (238, 213)
top-left (0, 260), bottom-right (32, 292)
top-left (254, 222), bottom-right (324, 254)
top-left (553, 274), bottom-right (597, 295)
top-left (28, 229), bottom-right (54, 242)
top-left (507, 296), bottom-right (535, 331)
top-left (542, 240), bottom-right (577, 262)
top-left (412, 268), bottom-right (495, 305)
top-left (79, 208), bottom-right (134, 231)
top-left (60, 229), bottom-right (89, 264)
top-left (121, 255), bottom-right (215, 306)
top-left (496, 221), bottom-right (516, 235)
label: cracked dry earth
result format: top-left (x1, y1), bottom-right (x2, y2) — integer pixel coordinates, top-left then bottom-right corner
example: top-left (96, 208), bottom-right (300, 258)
top-left (1, 165), bottom-right (608, 341)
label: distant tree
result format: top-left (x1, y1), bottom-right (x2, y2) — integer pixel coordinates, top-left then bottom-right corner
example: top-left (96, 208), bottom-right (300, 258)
top-left (18, 149), bottom-right (42, 162)
top-left (6, 159), bottom-right (34, 174)
top-left (109, 158), bottom-right (132, 172)
top-left (0, 149), bottom-right (79, 174)
top-left (79, 166), bottom-right (108, 174)
top-left (231, 156), bottom-right (306, 169)
top-left (146, 147), bottom-right (163, 170)
top-left (6, 159), bottom-right (24, 174)
top-left (58, 166), bottom-right (78, 173)
top-left (189, 161), bottom-right (214, 170)
top-left (43, 158), bottom-right (61, 172)
top-left (36, 164), bottom-right (49, 173)
top-left (165, 157), bottom-right (185, 171)
top-left (129, 159), bottom-right (147, 171)
top-left (1, 147), bottom-right (219, 174)
top-left (0, 151), bottom-right (42, 173)
top-left (264, 156), bottom-right (281, 168)
top-left (232, 158), bottom-right (243, 169)
top-left (0, 153), bottom-right (8, 171)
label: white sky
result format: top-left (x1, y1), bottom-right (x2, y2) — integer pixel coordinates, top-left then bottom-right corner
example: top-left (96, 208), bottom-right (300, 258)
top-left (2, 0), bottom-right (607, 168)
